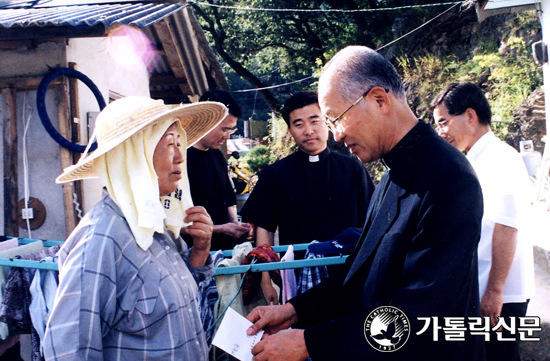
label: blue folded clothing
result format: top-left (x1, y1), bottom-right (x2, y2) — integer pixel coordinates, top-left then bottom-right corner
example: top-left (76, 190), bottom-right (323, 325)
top-left (307, 227), bottom-right (362, 255)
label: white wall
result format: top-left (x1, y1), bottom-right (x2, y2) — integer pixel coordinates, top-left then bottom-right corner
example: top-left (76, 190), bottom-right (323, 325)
top-left (66, 36), bottom-right (151, 213)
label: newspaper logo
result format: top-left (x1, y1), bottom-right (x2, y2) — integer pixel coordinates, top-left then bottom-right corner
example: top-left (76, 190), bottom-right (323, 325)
top-left (364, 306), bottom-right (410, 352)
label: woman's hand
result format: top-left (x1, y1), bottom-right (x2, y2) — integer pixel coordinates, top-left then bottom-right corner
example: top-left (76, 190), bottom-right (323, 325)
top-left (184, 206), bottom-right (213, 267)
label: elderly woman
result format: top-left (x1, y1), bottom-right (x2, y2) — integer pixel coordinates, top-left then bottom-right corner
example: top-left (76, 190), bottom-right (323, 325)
top-left (43, 96), bottom-right (227, 361)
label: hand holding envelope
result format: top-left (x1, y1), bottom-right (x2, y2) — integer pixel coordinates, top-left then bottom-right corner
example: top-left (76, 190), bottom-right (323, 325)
top-left (213, 307), bottom-right (264, 361)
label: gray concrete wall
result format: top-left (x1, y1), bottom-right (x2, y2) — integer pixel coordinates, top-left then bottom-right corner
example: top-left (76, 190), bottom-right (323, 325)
top-left (0, 89), bottom-right (69, 242)
top-left (0, 41), bottom-right (65, 78)
top-left (1, 35), bottom-right (152, 242)
top-left (1, 40), bottom-right (67, 240)
top-left (16, 90), bottom-right (67, 241)
top-left (0, 42), bottom-right (66, 234)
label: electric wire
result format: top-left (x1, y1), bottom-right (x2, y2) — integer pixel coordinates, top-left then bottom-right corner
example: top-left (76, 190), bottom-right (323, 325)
top-left (233, 76), bottom-right (315, 93)
top-left (73, 183), bottom-right (83, 220)
top-left (376, 1), bottom-right (461, 51)
top-left (22, 92), bottom-right (33, 238)
top-left (191, 1), bottom-right (463, 13)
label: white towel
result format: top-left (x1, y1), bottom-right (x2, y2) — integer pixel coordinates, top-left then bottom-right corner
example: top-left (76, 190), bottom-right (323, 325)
top-left (281, 245), bottom-right (297, 304)
top-left (93, 118), bottom-right (193, 251)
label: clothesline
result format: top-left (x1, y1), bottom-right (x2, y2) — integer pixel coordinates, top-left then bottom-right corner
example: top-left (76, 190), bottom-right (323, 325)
top-left (17, 238), bottom-right (62, 248)
top-left (0, 237), bottom-right (349, 275)
top-left (217, 243), bottom-right (310, 257)
top-left (214, 255), bottom-right (347, 275)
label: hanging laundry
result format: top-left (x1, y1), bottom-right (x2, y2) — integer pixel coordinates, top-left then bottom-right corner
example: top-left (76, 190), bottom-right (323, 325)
top-left (297, 241), bottom-right (328, 295)
top-left (307, 227), bottom-right (361, 256)
top-left (0, 241), bottom-right (43, 261)
top-left (0, 239), bottom-right (18, 253)
top-left (29, 256), bottom-right (58, 358)
top-left (214, 242), bottom-right (253, 320)
top-left (0, 244), bottom-right (60, 361)
top-left (0, 240), bottom-right (44, 341)
top-left (241, 244), bottom-right (282, 306)
top-left (280, 245), bottom-right (297, 304)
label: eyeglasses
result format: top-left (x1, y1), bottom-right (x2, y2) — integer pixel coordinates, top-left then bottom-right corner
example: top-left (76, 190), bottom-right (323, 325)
top-left (435, 117), bottom-right (456, 132)
top-left (222, 127), bottom-right (238, 136)
top-left (324, 87), bottom-right (387, 134)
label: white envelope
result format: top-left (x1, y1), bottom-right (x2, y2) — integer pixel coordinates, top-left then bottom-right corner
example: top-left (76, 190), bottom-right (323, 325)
top-left (212, 307), bottom-right (265, 361)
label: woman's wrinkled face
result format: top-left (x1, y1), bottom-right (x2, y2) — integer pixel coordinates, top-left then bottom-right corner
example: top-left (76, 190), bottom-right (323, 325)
top-left (153, 123), bottom-right (184, 196)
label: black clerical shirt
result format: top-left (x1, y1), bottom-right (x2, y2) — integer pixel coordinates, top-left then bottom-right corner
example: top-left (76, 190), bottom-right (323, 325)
top-left (241, 148), bottom-right (374, 246)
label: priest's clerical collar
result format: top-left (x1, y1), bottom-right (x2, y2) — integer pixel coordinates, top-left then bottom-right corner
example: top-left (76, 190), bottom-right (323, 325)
top-left (297, 147), bottom-right (329, 163)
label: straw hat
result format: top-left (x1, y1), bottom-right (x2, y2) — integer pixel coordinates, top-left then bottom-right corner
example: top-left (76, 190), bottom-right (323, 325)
top-left (56, 96), bottom-right (228, 184)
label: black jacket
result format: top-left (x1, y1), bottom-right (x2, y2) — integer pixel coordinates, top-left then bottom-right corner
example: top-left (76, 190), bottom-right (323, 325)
top-left (290, 121), bottom-right (485, 361)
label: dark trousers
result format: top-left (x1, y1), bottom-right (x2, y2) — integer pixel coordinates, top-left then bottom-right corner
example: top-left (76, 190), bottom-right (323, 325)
top-left (485, 300), bottom-right (529, 361)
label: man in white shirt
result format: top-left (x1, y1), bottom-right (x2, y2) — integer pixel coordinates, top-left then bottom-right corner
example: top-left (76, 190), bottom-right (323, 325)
top-left (431, 82), bottom-right (535, 361)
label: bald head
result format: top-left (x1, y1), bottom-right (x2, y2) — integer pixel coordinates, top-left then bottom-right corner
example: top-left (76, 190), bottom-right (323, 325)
top-left (320, 46), bottom-right (406, 103)
top-left (318, 46), bottom-right (418, 163)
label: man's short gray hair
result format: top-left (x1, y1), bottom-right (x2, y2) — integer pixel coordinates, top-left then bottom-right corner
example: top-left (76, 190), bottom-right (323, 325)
top-left (322, 46), bottom-right (406, 102)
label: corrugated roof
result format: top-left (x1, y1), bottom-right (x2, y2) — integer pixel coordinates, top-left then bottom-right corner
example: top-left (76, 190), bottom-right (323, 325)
top-left (0, 2), bottom-right (185, 29)
top-left (0, 0), bottom-right (176, 8)
top-left (0, 1), bottom-right (228, 103)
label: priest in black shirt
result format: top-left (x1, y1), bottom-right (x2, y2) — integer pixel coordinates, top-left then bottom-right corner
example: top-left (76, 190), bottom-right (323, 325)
top-left (185, 89), bottom-right (252, 251)
top-left (240, 91), bottom-right (375, 304)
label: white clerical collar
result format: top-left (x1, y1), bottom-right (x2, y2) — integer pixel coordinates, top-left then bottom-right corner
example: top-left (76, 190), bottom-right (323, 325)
top-left (309, 155), bottom-right (320, 162)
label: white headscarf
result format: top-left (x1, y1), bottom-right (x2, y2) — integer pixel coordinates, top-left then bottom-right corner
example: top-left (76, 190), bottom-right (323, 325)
top-left (93, 118), bottom-right (194, 251)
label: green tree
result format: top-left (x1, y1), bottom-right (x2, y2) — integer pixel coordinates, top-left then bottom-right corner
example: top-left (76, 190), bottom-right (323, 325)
top-left (397, 10), bottom-right (542, 137)
top-left (244, 145), bottom-right (274, 173)
top-left (192, 0), bottom-right (455, 112)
